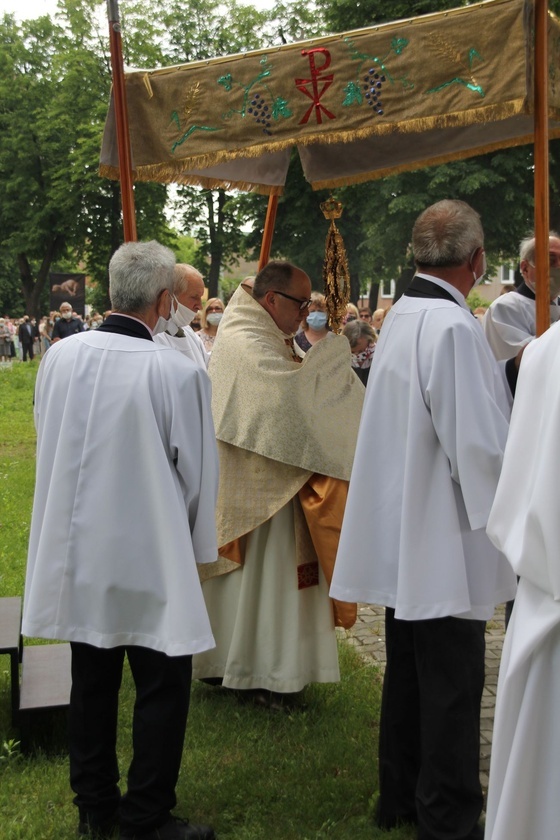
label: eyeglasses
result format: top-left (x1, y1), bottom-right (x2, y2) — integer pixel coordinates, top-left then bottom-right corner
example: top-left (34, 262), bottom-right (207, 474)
top-left (528, 255), bottom-right (560, 268)
top-left (271, 290), bottom-right (312, 311)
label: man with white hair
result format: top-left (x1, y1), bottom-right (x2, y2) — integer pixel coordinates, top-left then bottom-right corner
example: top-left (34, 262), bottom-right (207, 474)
top-left (22, 241), bottom-right (219, 840)
top-left (154, 264), bottom-right (208, 368)
top-left (483, 232), bottom-right (560, 359)
top-left (331, 200), bottom-right (517, 840)
top-left (51, 301), bottom-right (85, 342)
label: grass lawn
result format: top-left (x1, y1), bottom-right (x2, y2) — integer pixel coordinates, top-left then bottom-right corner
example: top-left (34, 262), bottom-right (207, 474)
top-left (0, 361), bottom-right (415, 840)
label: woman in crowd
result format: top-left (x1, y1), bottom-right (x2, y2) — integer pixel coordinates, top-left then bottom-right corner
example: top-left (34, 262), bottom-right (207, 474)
top-left (39, 316), bottom-right (52, 353)
top-left (199, 297), bottom-right (225, 353)
top-left (343, 302), bottom-right (360, 324)
top-left (342, 319), bottom-right (377, 386)
top-left (295, 291), bottom-right (329, 353)
top-left (372, 307), bottom-right (388, 334)
top-left (0, 318), bottom-right (12, 362)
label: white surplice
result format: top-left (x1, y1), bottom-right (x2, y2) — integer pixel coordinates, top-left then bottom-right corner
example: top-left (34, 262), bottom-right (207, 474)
top-left (486, 321), bottom-right (560, 840)
top-left (22, 329), bottom-right (219, 656)
top-left (154, 324), bottom-right (209, 368)
top-left (483, 287), bottom-right (560, 360)
top-left (330, 277), bottom-right (516, 620)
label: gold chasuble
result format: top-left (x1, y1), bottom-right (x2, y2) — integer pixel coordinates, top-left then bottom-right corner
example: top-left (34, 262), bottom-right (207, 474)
top-left (204, 284), bottom-right (364, 628)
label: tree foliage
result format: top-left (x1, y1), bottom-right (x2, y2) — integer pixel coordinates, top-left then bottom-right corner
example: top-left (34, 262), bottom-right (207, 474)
top-left (0, 1), bottom-right (170, 317)
top-left (1, 0), bottom-right (559, 317)
top-left (260, 0), bottom-right (551, 302)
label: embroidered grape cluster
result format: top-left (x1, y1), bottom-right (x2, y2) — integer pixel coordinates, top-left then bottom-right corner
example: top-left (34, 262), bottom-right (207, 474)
top-left (363, 69), bottom-right (385, 116)
top-left (247, 93), bottom-right (272, 135)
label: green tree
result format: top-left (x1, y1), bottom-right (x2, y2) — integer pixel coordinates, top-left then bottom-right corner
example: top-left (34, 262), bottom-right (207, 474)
top-left (0, 13), bottom-right (69, 317)
top-left (314, 0), bottom-right (545, 302)
top-left (323, 0), bottom-right (466, 33)
top-left (0, 2), bottom-right (170, 318)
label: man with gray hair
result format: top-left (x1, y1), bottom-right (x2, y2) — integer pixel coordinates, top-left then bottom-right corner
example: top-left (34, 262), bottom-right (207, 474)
top-left (331, 200), bottom-right (517, 840)
top-left (483, 231), bottom-right (560, 359)
top-left (22, 241), bottom-right (219, 840)
top-left (154, 263), bottom-right (209, 368)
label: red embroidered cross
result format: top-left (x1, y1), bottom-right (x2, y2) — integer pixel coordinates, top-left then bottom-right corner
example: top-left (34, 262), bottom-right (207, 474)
top-left (295, 48), bottom-right (336, 125)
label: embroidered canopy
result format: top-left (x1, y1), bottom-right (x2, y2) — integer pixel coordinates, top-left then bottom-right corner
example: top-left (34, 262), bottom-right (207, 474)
top-left (100, 0), bottom-right (560, 195)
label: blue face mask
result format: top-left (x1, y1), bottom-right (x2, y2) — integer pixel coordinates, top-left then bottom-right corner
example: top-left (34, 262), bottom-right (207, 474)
top-left (306, 311), bottom-right (328, 330)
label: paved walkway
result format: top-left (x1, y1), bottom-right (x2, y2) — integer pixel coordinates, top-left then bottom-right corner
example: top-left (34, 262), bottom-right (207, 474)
top-left (339, 603), bottom-right (506, 797)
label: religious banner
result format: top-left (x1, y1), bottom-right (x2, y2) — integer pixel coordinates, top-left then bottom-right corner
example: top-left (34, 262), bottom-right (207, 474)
top-left (100, 0), bottom-right (560, 194)
top-left (49, 273), bottom-right (86, 316)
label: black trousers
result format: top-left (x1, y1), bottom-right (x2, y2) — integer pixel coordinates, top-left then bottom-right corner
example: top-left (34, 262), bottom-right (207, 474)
top-left (21, 341), bottom-right (34, 361)
top-left (69, 642), bottom-right (192, 834)
top-left (377, 609), bottom-right (485, 840)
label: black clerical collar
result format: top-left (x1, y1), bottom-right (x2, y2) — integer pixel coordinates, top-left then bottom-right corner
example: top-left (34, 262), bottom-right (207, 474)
top-left (97, 314), bottom-right (153, 341)
top-left (515, 282), bottom-right (535, 300)
top-left (404, 275), bottom-right (461, 305)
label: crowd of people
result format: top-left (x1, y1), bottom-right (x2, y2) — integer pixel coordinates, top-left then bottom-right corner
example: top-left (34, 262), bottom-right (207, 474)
top-left (14, 200), bottom-right (560, 840)
top-left (0, 308), bottom-right (101, 363)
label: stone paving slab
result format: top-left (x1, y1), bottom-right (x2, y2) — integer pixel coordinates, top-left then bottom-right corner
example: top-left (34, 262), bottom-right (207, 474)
top-left (338, 603), bottom-right (506, 798)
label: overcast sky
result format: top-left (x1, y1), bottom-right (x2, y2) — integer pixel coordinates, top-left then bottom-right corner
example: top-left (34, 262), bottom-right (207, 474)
top-left (0, 0), bottom-right (274, 21)
top-left (1, 0), bottom-right (74, 19)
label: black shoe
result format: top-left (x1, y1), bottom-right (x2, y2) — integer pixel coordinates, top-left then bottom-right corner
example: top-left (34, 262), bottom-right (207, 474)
top-left (244, 688), bottom-right (305, 712)
top-left (78, 816), bottom-right (119, 838)
top-left (198, 677), bottom-right (223, 687)
top-left (120, 816), bottom-right (215, 840)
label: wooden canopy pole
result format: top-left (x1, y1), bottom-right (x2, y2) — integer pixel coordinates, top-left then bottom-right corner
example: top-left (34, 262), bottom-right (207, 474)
top-left (258, 195), bottom-right (279, 272)
top-left (534, 0), bottom-right (550, 336)
top-left (107, 0), bottom-right (137, 242)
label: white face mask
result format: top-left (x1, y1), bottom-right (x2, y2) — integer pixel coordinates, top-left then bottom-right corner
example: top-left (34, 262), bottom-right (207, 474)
top-left (152, 291), bottom-right (174, 335)
top-left (526, 265), bottom-right (560, 301)
top-left (61, 311), bottom-right (73, 320)
top-left (550, 267), bottom-right (560, 300)
top-left (152, 315), bottom-right (171, 335)
top-left (206, 312), bottom-right (223, 326)
top-left (472, 250), bottom-right (487, 287)
top-left (170, 297), bottom-right (197, 330)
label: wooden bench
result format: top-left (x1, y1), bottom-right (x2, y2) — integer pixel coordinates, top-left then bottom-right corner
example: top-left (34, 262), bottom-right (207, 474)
top-left (18, 643), bottom-right (72, 752)
top-left (0, 596), bottom-right (72, 745)
top-left (19, 643), bottom-right (72, 714)
top-left (0, 596), bottom-right (23, 724)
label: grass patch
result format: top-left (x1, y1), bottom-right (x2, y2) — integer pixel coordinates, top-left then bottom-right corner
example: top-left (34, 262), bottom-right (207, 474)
top-left (0, 362), bottom-right (415, 840)
top-left (0, 361), bottom-right (38, 598)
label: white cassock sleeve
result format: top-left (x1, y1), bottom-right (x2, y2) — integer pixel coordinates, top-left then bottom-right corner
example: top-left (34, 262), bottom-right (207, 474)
top-left (165, 361), bottom-right (219, 565)
top-left (483, 296), bottom-right (535, 360)
top-left (425, 317), bottom-right (510, 531)
top-left (487, 322), bottom-right (560, 599)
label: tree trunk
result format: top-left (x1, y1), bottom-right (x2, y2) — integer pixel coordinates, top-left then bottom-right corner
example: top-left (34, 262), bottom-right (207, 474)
top-left (205, 190), bottom-right (226, 298)
top-left (350, 271), bottom-right (360, 304)
top-left (369, 280), bottom-right (380, 311)
top-left (18, 235), bottom-right (63, 319)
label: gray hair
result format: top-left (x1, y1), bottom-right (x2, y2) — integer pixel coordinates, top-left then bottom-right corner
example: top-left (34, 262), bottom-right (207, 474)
top-left (342, 319), bottom-right (376, 349)
top-left (109, 241), bottom-right (176, 313)
top-left (519, 231), bottom-right (560, 263)
top-left (412, 200), bottom-right (484, 268)
top-left (173, 264), bottom-right (203, 295)
top-left (253, 261), bottom-right (297, 299)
